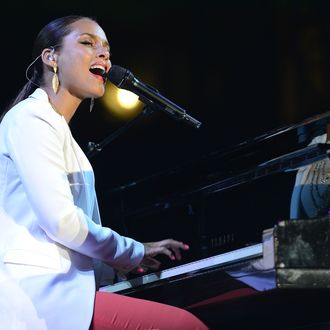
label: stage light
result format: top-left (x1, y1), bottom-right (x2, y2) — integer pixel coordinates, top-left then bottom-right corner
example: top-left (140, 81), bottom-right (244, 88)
top-left (101, 82), bottom-right (144, 120)
top-left (116, 89), bottom-right (140, 109)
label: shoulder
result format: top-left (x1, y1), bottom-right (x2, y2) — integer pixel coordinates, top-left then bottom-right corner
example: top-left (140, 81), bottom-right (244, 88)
top-left (2, 89), bottom-right (65, 136)
top-left (0, 90), bottom-right (68, 152)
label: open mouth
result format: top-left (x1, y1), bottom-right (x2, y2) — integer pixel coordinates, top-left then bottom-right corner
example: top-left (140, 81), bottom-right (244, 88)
top-left (89, 65), bottom-right (107, 83)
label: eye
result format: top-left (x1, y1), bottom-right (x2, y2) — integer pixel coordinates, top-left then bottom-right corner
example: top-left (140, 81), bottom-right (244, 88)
top-left (80, 40), bottom-right (95, 47)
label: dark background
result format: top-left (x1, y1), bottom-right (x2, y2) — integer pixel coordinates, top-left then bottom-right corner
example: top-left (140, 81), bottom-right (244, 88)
top-left (2, 0), bottom-right (330, 259)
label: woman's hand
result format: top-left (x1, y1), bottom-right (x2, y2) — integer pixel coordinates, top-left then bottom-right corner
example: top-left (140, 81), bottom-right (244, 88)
top-left (135, 239), bottom-right (190, 273)
top-left (143, 239), bottom-right (189, 260)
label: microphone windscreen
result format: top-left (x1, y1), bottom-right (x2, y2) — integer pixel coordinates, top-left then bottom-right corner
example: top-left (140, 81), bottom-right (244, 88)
top-left (107, 65), bottom-right (129, 87)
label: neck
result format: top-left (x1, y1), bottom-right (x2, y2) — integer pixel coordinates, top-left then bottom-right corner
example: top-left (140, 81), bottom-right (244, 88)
top-left (42, 87), bottom-right (82, 123)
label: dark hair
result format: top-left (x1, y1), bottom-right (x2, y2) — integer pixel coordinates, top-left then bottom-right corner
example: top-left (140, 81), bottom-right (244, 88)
top-left (2, 15), bottom-right (95, 118)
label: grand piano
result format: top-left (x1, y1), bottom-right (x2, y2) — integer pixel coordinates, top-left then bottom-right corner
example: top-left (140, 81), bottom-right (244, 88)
top-left (97, 111), bottom-right (330, 329)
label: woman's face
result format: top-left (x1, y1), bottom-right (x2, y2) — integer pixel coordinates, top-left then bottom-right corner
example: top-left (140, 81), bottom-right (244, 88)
top-left (56, 18), bottom-right (111, 100)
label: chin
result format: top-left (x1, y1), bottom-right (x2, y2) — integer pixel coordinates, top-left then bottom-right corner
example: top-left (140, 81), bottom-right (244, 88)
top-left (92, 87), bottom-right (105, 98)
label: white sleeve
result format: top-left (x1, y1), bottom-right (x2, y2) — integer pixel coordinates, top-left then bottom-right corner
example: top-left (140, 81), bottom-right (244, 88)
top-left (5, 104), bottom-right (144, 272)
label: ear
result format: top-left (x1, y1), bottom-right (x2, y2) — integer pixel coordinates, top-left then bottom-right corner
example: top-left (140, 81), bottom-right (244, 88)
top-left (41, 48), bottom-right (57, 66)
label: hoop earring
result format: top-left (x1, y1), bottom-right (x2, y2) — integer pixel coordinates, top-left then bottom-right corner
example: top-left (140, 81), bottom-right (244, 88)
top-left (89, 98), bottom-right (94, 112)
top-left (52, 62), bottom-right (59, 94)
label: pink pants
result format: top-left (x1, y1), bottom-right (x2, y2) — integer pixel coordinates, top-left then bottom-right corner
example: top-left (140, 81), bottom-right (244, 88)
top-left (91, 291), bottom-right (209, 330)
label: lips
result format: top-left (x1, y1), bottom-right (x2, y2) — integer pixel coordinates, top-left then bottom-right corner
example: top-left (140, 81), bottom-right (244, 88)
top-left (89, 64), bottom-right (107, 83)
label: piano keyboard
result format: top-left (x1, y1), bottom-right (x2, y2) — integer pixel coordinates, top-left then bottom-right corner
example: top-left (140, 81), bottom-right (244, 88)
top-left (100, 243), bottom-right (263, 293)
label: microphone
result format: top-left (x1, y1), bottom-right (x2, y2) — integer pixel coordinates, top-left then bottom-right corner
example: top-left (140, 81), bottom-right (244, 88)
top-left (107, 65), bottom-right (202, 129)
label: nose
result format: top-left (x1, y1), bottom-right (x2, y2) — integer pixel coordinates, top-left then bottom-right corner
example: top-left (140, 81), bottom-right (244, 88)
top-left (96, 45), bottom-right (110, 61)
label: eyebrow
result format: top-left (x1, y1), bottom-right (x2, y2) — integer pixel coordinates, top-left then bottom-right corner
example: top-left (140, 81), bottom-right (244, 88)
top-left (79, 33), bottom-right (110, 49)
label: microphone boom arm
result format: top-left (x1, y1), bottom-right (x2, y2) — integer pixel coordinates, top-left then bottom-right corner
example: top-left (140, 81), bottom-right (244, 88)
top-left (131, 78), bottom-right (202, 129)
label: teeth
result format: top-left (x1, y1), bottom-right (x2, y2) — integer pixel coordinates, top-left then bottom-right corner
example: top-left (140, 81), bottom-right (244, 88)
top-left (90, 65), bottom-right (105, 74)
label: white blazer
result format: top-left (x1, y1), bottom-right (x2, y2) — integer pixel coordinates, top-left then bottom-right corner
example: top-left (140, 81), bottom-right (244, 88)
top-left (0, 88), bottom-right (144, 330)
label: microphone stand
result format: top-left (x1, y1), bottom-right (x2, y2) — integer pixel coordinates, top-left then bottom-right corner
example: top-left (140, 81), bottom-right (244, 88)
top-left (86, 105), bottom-right (154, 159)
top-left (86, 92), bottom-right (202, 159)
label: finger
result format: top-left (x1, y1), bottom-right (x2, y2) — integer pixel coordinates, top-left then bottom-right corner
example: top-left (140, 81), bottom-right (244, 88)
top-left (171, 247), bottom-right (183, 260)
top-left (159, 240), bottom-right (189, 260)
top-left (130, 267), bottom-right (146, 274)
top-left (117, 271), bottom-right (128, 280)
top-left (136, 267), bottom-right (147, 274)
top-left (158, 246), bottom-right (175, 260)
top-left (141, 257), bottom-right (161, 270)
top-left (151, 246), bottom-right (176, 261)
top-left (147, 242), bottom-right (174, 259)
top-left (162, 239), bottom-right (190, 251)
top-left (141, 257), bottom-right (161, 268)
top-left (143, 240), bottom-right (189, 260)
top-left (173, 242), bottom-right (190, 260)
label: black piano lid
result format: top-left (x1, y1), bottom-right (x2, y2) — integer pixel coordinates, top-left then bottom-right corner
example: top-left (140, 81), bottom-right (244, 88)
top-left (103, 111), bottom-right (330, 215)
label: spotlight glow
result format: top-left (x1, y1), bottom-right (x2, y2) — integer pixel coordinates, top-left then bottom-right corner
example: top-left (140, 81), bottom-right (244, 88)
top-left (116, 89), bottom-right (140, 109)
top-left (101, 82), bottom-right (144, 120)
